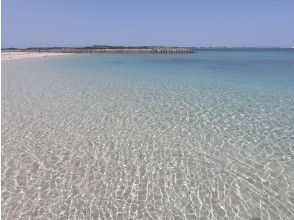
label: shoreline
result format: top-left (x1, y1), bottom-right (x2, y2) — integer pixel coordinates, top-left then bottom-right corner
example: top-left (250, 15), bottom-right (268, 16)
top-left (2, 47), bottom-right (193, 61)
top-left (1, 52), bottom-right (72, 61)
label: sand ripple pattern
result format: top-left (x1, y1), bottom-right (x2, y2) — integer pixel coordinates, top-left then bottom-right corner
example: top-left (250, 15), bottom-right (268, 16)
top-left (2, 55), bottom-right (294, 219)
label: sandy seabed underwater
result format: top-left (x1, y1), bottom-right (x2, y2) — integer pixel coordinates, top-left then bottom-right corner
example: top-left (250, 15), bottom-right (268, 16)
top-left (2, 49), bottom-right (294, 219)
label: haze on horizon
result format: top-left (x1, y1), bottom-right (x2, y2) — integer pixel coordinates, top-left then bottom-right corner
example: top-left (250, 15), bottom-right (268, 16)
top-left (2, 0), bottom-right (294, 48)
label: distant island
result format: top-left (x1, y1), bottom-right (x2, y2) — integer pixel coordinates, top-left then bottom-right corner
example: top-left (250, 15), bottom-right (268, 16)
top-left (2, 45), bottom-right (193, 54)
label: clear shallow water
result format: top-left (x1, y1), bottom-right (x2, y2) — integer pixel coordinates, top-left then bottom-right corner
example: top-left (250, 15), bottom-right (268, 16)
top-left (2, 49), bottom-right (294, 219)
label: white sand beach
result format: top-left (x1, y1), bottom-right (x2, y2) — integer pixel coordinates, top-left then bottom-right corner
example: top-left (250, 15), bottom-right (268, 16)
top-left (1, 52), bottom-right (70, 60)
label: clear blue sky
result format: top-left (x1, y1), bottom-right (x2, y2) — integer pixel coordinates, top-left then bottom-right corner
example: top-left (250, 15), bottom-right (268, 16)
top-left (2, 0), bottom-right (294, 48)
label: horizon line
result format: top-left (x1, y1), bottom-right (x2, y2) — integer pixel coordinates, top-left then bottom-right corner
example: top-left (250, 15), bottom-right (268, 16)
top-left (2, 45), bottom-right (294, 49)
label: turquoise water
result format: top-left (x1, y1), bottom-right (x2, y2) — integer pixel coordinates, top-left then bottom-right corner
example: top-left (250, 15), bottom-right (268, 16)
top-left (2, 49), bottom-right (294, 219)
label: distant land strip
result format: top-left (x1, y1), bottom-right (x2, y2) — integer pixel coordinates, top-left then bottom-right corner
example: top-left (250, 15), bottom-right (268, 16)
top-left (2, 46), bottom-right (194, 54)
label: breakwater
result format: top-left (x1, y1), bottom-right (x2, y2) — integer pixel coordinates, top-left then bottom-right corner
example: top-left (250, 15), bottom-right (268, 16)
top-left (2, 47), bottom-right (193, 54)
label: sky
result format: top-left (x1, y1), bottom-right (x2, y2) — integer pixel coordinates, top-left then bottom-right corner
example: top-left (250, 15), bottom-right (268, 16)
top-left (2, 0), bottom-right (294, 48)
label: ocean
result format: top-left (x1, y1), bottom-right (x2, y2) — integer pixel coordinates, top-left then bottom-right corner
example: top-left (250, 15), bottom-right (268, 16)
top-left (2, 49), bottom-right (294, 219)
